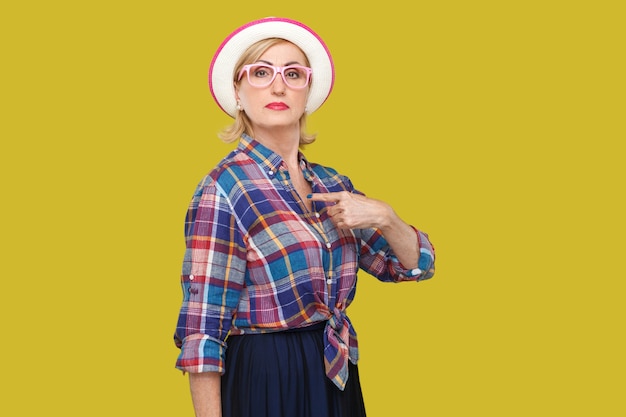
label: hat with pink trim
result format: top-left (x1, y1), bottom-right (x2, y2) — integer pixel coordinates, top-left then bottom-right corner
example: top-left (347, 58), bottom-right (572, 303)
top-left (209, 17), bottom-right (335, 118)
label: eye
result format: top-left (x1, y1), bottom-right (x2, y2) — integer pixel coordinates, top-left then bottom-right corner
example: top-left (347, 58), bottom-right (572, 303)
top-left (285, 67), bottom-right (304, 79)
top-left (251, 66), bottom-right (272, 78)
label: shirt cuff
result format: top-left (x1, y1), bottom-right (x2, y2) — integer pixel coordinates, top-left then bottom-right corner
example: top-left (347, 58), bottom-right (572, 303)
top-left (390, 255), bottom-right (430, 281)
top-left (175, 333), bottom-right (227, 374)
top-left (390, 227), bottom-right (435, 281)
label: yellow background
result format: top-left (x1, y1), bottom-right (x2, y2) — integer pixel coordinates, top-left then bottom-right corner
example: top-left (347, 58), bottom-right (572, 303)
top-left (2, 1), bottom-right (624, 416)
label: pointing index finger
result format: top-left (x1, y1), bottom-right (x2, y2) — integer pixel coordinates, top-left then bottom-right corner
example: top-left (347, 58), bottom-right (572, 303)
top-left (307, 192), bottom-right (342, 202)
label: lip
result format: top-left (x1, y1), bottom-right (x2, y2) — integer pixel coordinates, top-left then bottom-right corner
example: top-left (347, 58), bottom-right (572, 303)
top-left (265, 102), bottom-right (289, 110)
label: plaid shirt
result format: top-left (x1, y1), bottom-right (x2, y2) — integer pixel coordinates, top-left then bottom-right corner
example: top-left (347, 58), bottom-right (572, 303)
top-left (174, 134), bottom-right (435, 390)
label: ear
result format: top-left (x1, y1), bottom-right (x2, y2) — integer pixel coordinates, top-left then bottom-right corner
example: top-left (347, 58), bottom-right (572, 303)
top-left (234, 82), bottom-right (240, 101)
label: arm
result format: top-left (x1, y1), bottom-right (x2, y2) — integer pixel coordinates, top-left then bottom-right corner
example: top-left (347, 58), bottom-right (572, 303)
top-left (174, 182), bottom-right (247, 409)
top-left (373, 201), bottom-right (419, 269)
top-left (308, 192), bottom-right (418, 267)
top-left (189, 372), bottom-right (222, 417)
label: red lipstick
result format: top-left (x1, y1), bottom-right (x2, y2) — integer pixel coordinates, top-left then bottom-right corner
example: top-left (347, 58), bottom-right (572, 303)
top-left (265, 102), bottom-right (289, 110)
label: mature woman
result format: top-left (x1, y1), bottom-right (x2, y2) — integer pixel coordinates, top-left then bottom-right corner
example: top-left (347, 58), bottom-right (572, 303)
top-left (174, 17), bottom-right (435, 417)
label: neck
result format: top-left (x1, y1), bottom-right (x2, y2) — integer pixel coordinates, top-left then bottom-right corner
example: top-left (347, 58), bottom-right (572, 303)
top-left (254, 127), bottom-right (301, 167)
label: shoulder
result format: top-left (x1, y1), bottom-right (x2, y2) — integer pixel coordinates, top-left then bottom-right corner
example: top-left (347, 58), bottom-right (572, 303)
top-left (205, 148), bottom-right (260, 187)
top-left (310, 162), bottom-right (356, 193)
top-left (192, 149), bottom-right (256, 198)
top-left (310, 162), bottom-right (340, 178)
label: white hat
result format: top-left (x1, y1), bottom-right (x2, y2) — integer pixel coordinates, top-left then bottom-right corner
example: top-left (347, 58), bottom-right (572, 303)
top-left (209, 17), bottom-right (335, 118)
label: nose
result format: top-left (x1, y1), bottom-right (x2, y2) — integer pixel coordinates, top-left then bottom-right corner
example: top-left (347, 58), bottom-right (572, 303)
top-left (271, 71), bottom-right (286, 95)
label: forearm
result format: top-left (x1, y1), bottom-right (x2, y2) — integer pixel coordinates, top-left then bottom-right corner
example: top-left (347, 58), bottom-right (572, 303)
top-left (378, 207), bottom-right (420, 270)
top-left (189, 372), bottom-right (222, 417)
top-left (307, 191), bottom-right (422, 269)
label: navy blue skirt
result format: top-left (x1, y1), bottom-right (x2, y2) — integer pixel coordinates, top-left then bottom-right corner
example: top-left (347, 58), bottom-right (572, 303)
top-left (221, 322), bottom-right (367, 417)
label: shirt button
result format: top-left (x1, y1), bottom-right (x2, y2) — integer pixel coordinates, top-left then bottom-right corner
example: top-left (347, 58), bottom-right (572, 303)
top-left (326, 242), bottom-right (331, 249)
top-left (189, 275), bottom-right (194, 280)
top-left (268, 170), bottom-right (274, 176)
top-left (327, 279), bottom-right (332, 284)
top-left (315, 212), bottom-right (320, 218)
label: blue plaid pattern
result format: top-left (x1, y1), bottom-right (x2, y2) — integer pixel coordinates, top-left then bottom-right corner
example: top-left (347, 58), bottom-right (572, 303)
top-left (174, 134), bottom-right (435, 390)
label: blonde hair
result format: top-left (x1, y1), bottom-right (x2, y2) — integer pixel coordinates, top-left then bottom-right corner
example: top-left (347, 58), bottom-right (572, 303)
top-left (217, 38), bottom-right (317, 146)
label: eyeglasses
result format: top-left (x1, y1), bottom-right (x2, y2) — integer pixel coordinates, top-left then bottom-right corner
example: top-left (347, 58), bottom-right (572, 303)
top-left (237, 64), bottom-right (312, 89)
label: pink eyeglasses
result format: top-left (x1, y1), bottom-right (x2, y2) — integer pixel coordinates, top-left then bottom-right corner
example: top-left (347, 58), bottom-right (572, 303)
top-left (238, 64), bottom-right (312, 89)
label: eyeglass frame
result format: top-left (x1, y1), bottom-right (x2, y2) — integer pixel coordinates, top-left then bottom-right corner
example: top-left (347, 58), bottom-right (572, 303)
top-left (237, 64), bottom-right (313, 89)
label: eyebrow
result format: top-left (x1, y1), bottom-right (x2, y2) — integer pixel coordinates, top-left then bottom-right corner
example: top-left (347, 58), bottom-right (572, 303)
top-left (256, 59), bottom-right (303, 66)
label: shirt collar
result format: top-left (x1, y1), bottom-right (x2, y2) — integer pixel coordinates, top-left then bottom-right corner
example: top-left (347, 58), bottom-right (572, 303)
top-left (238, 134), bottom-right (313, 176)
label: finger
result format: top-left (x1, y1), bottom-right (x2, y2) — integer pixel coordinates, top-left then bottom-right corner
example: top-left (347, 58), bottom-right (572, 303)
top-left (307, 192), bottom-right (343, 202)
top-left (326, 202), bottom-right (343, 215)
top-left (335, 219), bottom-right (352, 230)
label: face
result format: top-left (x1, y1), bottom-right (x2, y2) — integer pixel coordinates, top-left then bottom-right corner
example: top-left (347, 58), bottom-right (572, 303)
top-left (235, 42), bottom-right (310, 135)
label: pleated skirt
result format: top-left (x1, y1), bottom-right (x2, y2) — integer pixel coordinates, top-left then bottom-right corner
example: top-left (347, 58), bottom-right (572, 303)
top-left (221, 322), bottom-right (367, 417)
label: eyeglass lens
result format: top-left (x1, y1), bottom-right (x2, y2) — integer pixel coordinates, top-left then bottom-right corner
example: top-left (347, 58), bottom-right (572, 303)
top-left (246, 65), bottom-right (309, 88)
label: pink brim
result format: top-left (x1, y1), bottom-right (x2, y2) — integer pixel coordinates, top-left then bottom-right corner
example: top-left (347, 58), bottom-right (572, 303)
top-left (209, 17), bottom-right (335, 118)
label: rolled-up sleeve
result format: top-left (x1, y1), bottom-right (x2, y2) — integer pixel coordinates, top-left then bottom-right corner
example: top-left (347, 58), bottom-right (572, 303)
top-left (174, 182), bottom-right (247, 374)
top-left (358, 226), bottom-right (435, 282)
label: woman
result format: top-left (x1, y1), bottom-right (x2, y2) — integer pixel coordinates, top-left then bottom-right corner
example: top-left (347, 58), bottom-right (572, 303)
top-left (174, 17), bottom-right (435, 417)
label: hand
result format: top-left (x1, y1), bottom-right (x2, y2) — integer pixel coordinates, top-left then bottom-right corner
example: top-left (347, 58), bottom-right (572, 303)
top-left (308, 191), bottom-right (393, 230)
